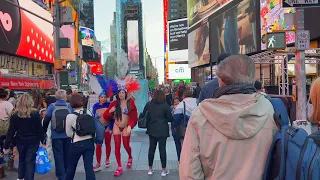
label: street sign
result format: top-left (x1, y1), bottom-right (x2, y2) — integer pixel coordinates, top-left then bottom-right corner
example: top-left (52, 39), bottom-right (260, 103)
top-left (296, 30), bottom-right (310, 50)
top-left (266, 32), bottom-right (286, 50)
top-left (283, 0), bottom-right (320, 8)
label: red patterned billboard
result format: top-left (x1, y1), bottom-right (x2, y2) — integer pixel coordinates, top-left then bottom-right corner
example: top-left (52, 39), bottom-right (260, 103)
top-left (0, 0), bottom-right (54, 63)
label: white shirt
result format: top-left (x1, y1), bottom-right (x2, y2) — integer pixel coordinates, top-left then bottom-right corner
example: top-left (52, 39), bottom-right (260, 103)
top-left (65, 109), bottom-right (93, 143)
top-left (0, 101), bottom-right (14, 121)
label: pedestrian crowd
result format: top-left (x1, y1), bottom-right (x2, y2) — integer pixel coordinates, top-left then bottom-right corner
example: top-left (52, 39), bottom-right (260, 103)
top-left (0, 54), bottom-right (320, 180)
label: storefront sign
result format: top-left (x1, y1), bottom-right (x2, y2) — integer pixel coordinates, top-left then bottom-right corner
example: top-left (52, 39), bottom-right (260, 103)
top-left (87, 62), bottom-right (103, 75)
top-left (0, 77), bottom-right (54, 89)
top-left (168, 64), bottom-right (191, 79)
top-left (0, 54), bottom-right (28, 72)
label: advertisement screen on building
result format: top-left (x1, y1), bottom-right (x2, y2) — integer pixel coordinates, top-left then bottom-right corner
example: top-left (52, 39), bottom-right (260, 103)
top-left (187, 0), bottom-right (233, 28)
top-left (127, 20), bottom-right (139, 71)
top-left (80, 26), bottom-right (95, 47)
top-left (168, 19), bottom-right (188, 51)
top-left (188, 23), bottom-right (210, 68)
top-left (209, 0), bottom-right (257, 63)
top-left (0, 0), bottom-right (54, 63)
top-left (168, 19), bottom-right (188, 62)
top-left (260, 0), bottom-right (295, 50)
top-left (168, 64), bottom-right (191, 79)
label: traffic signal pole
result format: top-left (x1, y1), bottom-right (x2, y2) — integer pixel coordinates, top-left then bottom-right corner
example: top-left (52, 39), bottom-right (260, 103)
top-left (295, 8), bottom-right (307, 120)
top-left (54, 0), bottom-right (61, 89)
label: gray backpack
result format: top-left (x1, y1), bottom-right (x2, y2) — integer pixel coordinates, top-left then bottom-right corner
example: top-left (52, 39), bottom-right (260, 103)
top-left (51, 103), bottom-right (71, 133)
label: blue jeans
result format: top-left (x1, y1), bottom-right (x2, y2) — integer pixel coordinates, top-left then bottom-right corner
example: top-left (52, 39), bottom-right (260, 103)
top-left (52, 138), bottom-right (71, 180)
top-left (17, 144), bottom-right (39, 180)
top-left (66, 139), bottom-right (95, 180)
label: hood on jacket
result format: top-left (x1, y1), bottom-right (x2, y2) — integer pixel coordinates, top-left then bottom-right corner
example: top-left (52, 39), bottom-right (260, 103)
top-left (199, 93), bottom-right (273, 140)
top-left (175, 97), bottom-right (197, 116)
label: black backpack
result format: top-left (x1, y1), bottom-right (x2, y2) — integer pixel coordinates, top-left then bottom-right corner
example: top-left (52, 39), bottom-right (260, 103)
top-left (52, 103), bottom-right (71, 133)
top-left (73, 112), bottom-right (96, 137)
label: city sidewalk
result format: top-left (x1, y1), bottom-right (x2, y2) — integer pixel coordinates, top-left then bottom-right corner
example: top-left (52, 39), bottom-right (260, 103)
top-left (5, 128), bottom-right (180, 179)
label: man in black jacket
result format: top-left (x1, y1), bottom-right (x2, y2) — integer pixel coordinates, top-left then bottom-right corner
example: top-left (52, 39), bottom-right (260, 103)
top-left (198, 53), bottom-right (230, 104)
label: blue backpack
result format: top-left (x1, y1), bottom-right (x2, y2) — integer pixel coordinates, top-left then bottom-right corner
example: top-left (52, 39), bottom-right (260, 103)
top-left (263, 98), bottom-right (320, 180)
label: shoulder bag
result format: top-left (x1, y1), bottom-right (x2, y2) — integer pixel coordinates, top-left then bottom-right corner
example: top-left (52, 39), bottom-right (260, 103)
top-left (138, 102), bottom-right (149, 128)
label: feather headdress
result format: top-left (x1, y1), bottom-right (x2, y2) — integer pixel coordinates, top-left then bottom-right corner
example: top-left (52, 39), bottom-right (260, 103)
top-left (89, 75), bottom-right (117, 98)
top-left (114, 75), bottom-right (140, 95)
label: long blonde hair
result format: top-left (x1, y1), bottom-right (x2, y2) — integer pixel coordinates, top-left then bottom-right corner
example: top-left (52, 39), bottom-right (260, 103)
top-left (13, 94), bottom-right (36, 118)
top-left (309, 77), bottom-right (320, 123)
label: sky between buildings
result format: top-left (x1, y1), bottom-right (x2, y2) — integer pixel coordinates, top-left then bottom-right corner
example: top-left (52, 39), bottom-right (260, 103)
top-left (94, 0), bottom-right (165, 83)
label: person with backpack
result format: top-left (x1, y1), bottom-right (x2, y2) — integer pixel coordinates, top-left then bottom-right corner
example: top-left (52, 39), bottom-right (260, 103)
top-left (172, 91), bottom-right (197, 147)
top-left (65, 94), bottom-right (96, 180)
top-left (43, 90), bottom-right (73, 180)
top-left (179, 55), bottom-right (278, 179)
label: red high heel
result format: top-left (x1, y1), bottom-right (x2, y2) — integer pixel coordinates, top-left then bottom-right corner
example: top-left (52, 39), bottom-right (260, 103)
top-left (126, 159), bottom-right (133, 168)
top-left (114, 167), bottom-right (123, 176)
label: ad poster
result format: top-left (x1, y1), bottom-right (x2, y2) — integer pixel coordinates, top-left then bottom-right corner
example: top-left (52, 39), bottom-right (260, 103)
top-left (0, 0), bottom-right (54, 63)
top-left (168, 64), bottom-right (191, 79)
top-left (187, 0), bottom-right (232, 28)
top-left (169, 19), bottom-right (188, 51)
top-left (127, 20), bottom-right (139, 71)
top-left (260, 0), bottom-right (295, 50)
top-left (168, 19), bottom-right (188, 62)
top-left (209, 0), bottom-right (257, 62)
top-left (80, 26), bottom-right (95, 47)
top-left (188, 23), bottom-right (210, 68)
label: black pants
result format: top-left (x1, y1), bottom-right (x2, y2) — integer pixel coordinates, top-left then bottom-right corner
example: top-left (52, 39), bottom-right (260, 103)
top-left (17, 144), bottom-right (39, 180)
top-left (173, 135), bottom-right (181, 161)
top-left (66, 139), bottom-right (95, 180)
top-left (148, 136), bottom-right (167, 168)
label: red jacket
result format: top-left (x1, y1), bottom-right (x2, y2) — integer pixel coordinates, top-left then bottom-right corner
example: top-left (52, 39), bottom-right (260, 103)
top-left (102, 98), bottom-right (138, 128)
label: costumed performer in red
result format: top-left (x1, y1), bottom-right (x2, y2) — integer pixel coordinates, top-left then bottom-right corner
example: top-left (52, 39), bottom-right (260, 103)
top-left (100, 76), bottom-right (140, 176)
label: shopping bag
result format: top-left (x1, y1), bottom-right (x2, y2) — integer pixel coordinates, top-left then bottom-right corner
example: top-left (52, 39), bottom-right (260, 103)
top-left (35, 147), bottom-right (51, 174)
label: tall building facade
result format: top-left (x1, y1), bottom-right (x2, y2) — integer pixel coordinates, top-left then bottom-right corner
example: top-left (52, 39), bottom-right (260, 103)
top-left (116, 0), bottom-right (146, 78)
top-left (80, 0), bottom-right (95, 30)
top-left (168, 0), bottom-right (187, 21)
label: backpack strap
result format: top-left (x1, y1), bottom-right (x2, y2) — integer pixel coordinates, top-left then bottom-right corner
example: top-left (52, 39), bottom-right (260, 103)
top-left (268, 98), bottom-right (290, 126)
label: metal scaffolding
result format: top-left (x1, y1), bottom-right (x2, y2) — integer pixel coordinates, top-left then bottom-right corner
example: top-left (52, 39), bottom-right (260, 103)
top-left (249, 48), bottom-right (320, 95)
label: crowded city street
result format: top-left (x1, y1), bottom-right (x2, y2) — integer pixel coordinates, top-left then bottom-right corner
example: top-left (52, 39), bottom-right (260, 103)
top-left (2, 0), bottom-right (320, 179)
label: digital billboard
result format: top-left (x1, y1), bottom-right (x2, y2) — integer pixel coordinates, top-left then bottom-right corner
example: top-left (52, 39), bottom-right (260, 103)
top-left (168, 19), bottom-right (188, 62)
top-left (168, 64), bottom-right (191, 79)
top-left (80, 26), bottom-right (94, 47)
top-left (61, 25), bottom-right (75, 61)
top-left (188, 0), bottom-right (233, 28)
top-left (209, 0), bottom-right (257, 63)
top-left (260, 0), bottom-right (295, 50)
top-left (0, 0), bottom-right (54, 63)
top-left (188, 23), bottom-right (210, 68)
top-left (127, 20), bottom-right (139, 71)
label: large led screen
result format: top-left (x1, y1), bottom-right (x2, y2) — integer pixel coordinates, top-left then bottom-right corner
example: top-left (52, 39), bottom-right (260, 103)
top-left (127, 20), bottom-right (139, 71)
top-left (188, 23), bottom-right (210, 68)
top-left (0, 0), bottom-right (54, 63)
top-left (188, 0), bottom-right (232, 28)
top-left (168, 64), bottom-right (191, 79)
top-left (209, 0), bottom-right (257, 62)
top-left (80, 26), bottom-right (94, 47)
top-left (260, 0), bottom-right (295, 50)
top-left (168, 19), bottom-right (188, 62)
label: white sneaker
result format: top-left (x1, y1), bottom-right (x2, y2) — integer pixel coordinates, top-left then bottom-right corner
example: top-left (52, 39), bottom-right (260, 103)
top-left (148, 169), bottom-right (154, 175)
top-left (161, 170), bottom-right (170, 176)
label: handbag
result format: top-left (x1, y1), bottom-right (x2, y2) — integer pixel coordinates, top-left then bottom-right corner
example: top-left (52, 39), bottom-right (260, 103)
top-left (138, 102), bottom-right (149, 128)
top-left (176, 101), bottom-right (187, 139)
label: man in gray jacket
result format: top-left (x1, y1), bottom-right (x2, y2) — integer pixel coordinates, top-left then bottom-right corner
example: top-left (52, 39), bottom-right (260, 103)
top-left (198, 53), bottom-right (230, 104)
